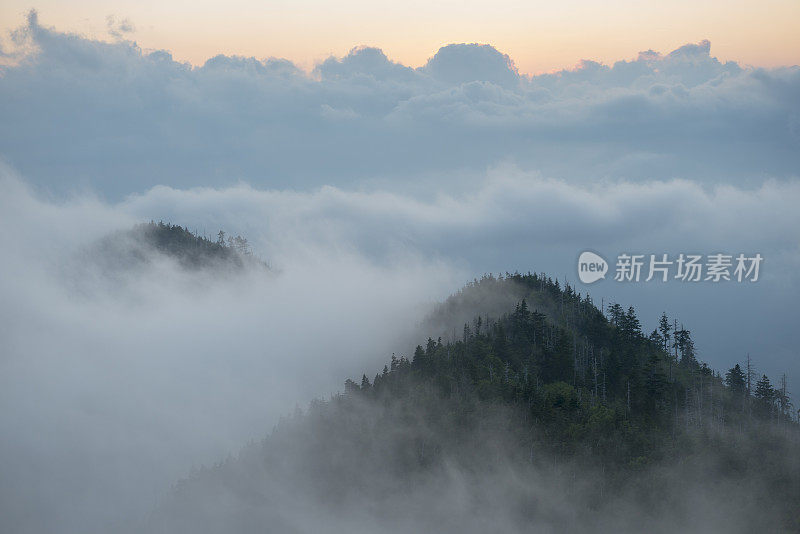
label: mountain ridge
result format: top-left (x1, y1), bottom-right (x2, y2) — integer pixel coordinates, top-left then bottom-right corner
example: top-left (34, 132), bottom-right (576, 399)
top-left (147, 271), bottom-right (800, 533)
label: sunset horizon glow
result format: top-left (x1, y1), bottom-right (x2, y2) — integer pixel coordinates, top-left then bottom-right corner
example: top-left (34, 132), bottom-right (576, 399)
top-left (2, 1), bottom-right (798, 74)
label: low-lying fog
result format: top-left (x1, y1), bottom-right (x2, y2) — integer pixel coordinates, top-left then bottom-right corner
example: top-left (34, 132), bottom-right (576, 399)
top-left (0, 173), bottom-right (462, 533)
top-left (1, 165), bottom-right (798, 532)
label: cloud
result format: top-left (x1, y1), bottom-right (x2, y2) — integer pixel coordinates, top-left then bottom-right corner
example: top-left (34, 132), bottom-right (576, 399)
top-left (0, 12), bottom-right (797, 197)
top-left (421, 43), bottom-right (520, 88)
top-left (106, 15), bottom-right (135, 40)
top-left (315, 45), bottom-right (417, 83)
top-left (1, 167), bottom-right (799, 532)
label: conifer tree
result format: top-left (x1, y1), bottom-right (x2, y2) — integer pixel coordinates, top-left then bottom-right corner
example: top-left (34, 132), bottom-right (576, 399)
top-left (725, 364), bottom-right (747, 397)
top-left (608, 303), bottom-right (624, 326)
top-left (658, 312), bottom-right (671, 353)
top-left (755, 374), bottom-right (774, 409)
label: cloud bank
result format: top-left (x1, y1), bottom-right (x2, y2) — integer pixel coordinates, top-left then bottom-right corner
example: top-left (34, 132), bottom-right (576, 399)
top-left (116, 171), bottom-right (800, 383)
top-left (0, 11), bottom-right (798, 197)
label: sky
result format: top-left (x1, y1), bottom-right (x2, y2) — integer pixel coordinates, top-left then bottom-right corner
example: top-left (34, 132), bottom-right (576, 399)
top-left (1, 1), bottom-right (799, 73)
top-left (0, 6), bottom-right (799, 533)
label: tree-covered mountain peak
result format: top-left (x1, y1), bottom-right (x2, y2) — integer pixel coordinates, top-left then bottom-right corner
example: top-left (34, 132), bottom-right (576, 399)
top-left (150, 272), bottom-right (800, 533)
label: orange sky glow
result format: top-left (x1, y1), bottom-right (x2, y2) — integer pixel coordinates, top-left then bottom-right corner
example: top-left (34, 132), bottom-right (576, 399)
top-left (1, 0), bottom-right (799, 74)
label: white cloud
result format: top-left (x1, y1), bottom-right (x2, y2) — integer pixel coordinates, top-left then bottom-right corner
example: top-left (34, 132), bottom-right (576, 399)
top-left (0, 11), bottom-right (797, 196)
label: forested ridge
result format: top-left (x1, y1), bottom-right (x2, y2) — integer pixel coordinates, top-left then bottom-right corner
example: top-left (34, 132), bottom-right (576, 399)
top-left (150, 272), bottom-right (800, 533)
top-left (94, 221), bottom-right (270, 272)
top-left (364, 272), bottom-right (797, 440)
